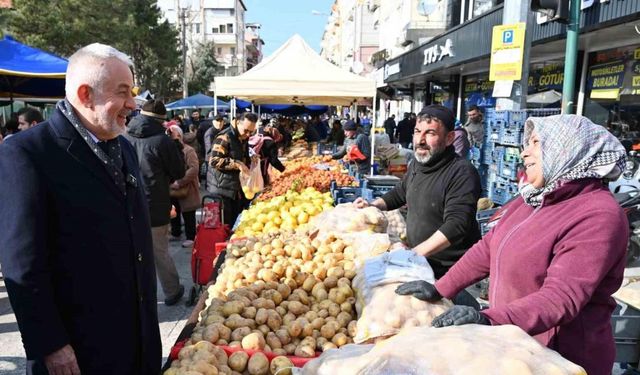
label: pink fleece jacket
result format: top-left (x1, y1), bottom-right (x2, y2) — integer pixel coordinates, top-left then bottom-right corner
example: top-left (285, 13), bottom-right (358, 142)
top-left (435, 179), bottom-right (628, 375)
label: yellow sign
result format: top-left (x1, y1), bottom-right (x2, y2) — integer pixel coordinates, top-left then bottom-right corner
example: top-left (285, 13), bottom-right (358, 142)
top-left (635, 48), bottom-right (640, 60)
top-left (489, 23), bottom-right (527, 81)
top-left (633, 76), bottom-right (640, 87)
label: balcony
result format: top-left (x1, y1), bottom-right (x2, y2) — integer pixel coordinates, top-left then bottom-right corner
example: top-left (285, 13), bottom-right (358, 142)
top-left (207, 33), bottom-right (236, 45)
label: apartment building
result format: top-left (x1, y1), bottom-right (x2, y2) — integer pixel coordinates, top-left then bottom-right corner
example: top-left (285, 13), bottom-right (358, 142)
top-left (245, 23), bottom-right (264, 70)
top-left (157, 0), bottom-right (248, 76)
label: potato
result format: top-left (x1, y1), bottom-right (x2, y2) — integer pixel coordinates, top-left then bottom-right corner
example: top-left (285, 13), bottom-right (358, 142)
top-left (347, 320), bottom-right (357, 337)
top-left (317, 309), bottom-right (329, 319)
top-left (283, 343), bottom-right (296, 355)
top-left (252, 298), bottom-right (276, 310)
top-left (277, 284), bottom-right (291, 299)
top-left (216, 339), bottom-right (229, 346)
top-left (257, 324), bottom-right (270, 336)
top-left (267, 310), bottom-right (283, 331)
top-left (218, 365), bottom-right (233, 375)
top-left (327, 267), bottom-right (344, 278)
top-left (328, 303), bottom-right (341, 317)
top-left (292, 289), bottom-right (310, 305)
top-left (322, 341), bottom-right (337, 351)
top-left (225, 314), bottom-right (246, 330)
top-left (302, 276), bottom-right (318, 292)
top-left (228, 351), bottom-right (249, 372)
top-left (310, 317), bottom-right (325, 331)
top-left (340, 301), bottom-right (353, 314)
top-left (222, 301), bottom-right (246, 317)
top-left (179, 345), bottom-right (196, 360)
top-left (287, 320), bottom-right (302, 338)
top-left (266, 332), bottom-right (282, 349)
top-left (211, 346), bottom-right (228, 366)
top-left (275, 306), bottom-right (287, 317)
top-left (242, 332), bottom-right (266, 350)
top-left (262, 289), bottom-right (283, 305)
top-left (294, 272), bottom-right (309, 287)
top-left (332, 332), bottom-right (348, 347)
top-left (320, 323), bottom-right (335, 339)
top-left (344, 268), bottom-right (356, 279)
top-left (275, 329), bottom-right (291, 345)
top-left (270, 356), bottom-right (294, 375)
top-left (205, 314), bottom-right (226, 325)
top-left (272, 348), bottom-right (287, 356)
top-left (214, 323), bottom-right (232, 341)
top-left (312, 288), bottom-right (328, 302)
top-left (294, 338), bottom-right (316, 358)
top-left (282, 312), bottom-right (296, 326)
top-left (191, 359), bottom-right (219, 375)
top-left (191, 331), bottom-right (203, 343)
top-left (287, 301), bottom-right (308, 316)
top-left (228, 341), bottom-right (241, 347)
top-left (231, 326), bottom-right (252, 342)
top-left (242, 306), bottom-right (257, 320)
top-left (255, 308), bottom-right (269, 325)
top-left (336, 312), bottom-right (352, 328)
top-left (247, 352), bottom-right (269, 375)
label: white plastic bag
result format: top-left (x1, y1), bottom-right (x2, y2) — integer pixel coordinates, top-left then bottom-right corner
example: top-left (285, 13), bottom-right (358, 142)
top-left (301, 325), bottom-right (587, 375)
top-left (351, 250), bottom-right (453, 343)
top-left (240, 159), bottom-right (264, 200)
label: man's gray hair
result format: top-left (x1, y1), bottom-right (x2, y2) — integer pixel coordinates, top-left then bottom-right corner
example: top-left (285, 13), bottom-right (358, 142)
top-left (65, 43), bottom-right (133, 99)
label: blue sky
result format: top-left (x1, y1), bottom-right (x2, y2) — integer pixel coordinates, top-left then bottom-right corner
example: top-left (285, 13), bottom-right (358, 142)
top-left (243, 0), bottom-right (335, 57)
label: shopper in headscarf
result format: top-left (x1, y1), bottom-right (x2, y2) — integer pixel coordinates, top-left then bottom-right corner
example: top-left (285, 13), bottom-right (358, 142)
top-left (395, 115), bottom-right (628, 375)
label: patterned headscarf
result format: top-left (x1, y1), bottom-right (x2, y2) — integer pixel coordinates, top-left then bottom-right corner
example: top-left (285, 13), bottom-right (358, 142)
top-left (519, 114), bottom-right (626, 207)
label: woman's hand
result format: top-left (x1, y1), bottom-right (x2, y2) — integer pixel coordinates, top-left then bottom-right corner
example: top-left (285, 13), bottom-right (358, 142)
top-left (432, 306), bottom-right (490, 327)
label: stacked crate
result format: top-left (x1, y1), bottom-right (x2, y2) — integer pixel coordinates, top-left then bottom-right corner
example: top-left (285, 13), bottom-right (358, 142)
top-left (471, 109), bottom-right (560, 205)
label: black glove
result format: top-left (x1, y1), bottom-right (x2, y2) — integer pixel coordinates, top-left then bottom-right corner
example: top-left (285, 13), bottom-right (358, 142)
top-left (431, 305), bottom-right (490, 328)
top-left (395, 280), bottom-right (442, 302)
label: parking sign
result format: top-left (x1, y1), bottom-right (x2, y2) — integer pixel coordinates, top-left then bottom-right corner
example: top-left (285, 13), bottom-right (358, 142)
top-left (502, 30), bottom-right (514, 44)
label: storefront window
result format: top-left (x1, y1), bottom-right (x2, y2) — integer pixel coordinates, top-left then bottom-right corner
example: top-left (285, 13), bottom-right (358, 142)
top-left (472, 0), bottom-right (503, 18)
top-left (527, 60), bottom-right (564, 109)
top-left (584, 45), bottom-right (640, 142)
top-left (463, 74), bottom-right (495, 115)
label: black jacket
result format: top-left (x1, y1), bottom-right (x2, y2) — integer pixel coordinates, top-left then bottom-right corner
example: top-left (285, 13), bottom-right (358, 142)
top-left (396, 118), bottom-right (413, 144)
top-left (207, 125), bottom-right (251, 199)
top-left (0, 108), bottom-right (161, 374)
top-left (382, 146), bottom-right (481, 277)
top-left (125, 115), bottom-right (185, 226)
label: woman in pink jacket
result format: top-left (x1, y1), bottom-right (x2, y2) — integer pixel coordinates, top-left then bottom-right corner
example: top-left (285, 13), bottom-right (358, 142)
top-left (396, 115), bottom-right (628, 375)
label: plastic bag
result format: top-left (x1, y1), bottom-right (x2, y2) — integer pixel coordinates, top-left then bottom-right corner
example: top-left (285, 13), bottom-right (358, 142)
top-left (240, 159), bottom-right (264, 200)
top-left (301, 325), bottom-right (587, 375)
top-left (384, 209), bottom-right (406, 243)
top-left (313, 231), bottom-right (391, 267)
top-left (309, 203), bottom-right (388, 235)
top-left (351, 250), bottom-right (453, 343)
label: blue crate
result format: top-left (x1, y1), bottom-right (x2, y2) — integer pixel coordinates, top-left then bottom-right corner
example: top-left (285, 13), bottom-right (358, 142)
top-left (504, 147), bottom-right (522, 163)
top-left (469, 146), bottom-right (481, 162)
top-left (489, 181), bottom-right (517, 205)
top-left (477, 207), bottom-right (499, 222)
top-left (528, 109), bottom-right (561, 118)
top-left (332, 186), bottom-right (363, 204)
top-left (498, 160), bottom-right (519, 181)
top-left (486, 109), bottom-right (510, 122)
top-left (499, 128), bottom-right (523, 147)
top-left (491, 146), bottom-right (505, 164)
top-left (482, 144), bottom-right (495, 161)
top-left (509, 110), bottom-right (528, 123)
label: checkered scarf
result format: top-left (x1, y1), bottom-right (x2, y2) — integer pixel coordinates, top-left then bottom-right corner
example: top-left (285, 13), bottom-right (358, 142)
top-left (519, 115), bottom-right (626, 207)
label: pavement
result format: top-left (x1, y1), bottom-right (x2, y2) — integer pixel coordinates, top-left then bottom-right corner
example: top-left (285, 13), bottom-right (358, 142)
top-left (0, 234), bottom-right (194, 374)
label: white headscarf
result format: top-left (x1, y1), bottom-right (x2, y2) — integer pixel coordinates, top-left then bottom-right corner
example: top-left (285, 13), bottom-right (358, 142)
top-left (519, 115), bottom-right (626, 207)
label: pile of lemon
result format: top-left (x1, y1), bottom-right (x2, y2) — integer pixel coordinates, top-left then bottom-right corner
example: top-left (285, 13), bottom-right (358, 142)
top-left (233, 187), bottom-right (334, 238)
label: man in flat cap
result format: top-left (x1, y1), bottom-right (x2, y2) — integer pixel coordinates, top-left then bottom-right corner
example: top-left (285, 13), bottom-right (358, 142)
top-left (355, 105), bottom-right (481, 306)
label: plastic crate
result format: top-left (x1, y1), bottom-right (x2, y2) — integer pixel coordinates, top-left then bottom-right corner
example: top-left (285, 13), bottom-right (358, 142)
top-left (491, 146), bottom-right (505, 164)
top-left (509, 110), bottom-right (528, 123)
top-left (485, 109), bottom-right (510, 122)
top-left (504, 147), bottom-right (522, 163)
top-left (499, 128), bottom-right (523, 147)
top-left (487, 120), bottom-right (504, 142)
top-left (332, 186), bottom-right (362, 204)
top-left (489, 180), bottom-right (518, 205)
top-left (528, 108), bottom-right (561, 118)
top-left (482, 143), bottom-right (495, 161)
top-left (612, 300), bottom-right (640, 364)
top-left (498, 160), bottom-right (519, 181)
top-left (470, 146), bottom-right (481, 162)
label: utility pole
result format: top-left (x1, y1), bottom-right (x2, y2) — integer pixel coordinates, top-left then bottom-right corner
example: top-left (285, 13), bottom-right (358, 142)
top-left (181, 7), bottom-right (189, 99)
top-left (561, 0), bottom-right (580, 114)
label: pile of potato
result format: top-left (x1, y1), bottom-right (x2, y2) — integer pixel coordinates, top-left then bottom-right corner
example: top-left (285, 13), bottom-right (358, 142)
top-left (384, 209), bottom-right (407, 243)
top-left (353, 282), bottom-right (453, 344)
top-left (309, 204), bottom-right (388, 234)
top-left (191, 275), bottom-right (357, 358)
top-left (209, 232), bottom-right (357, 299)
top-left (164, 340), bottom-right (295, 375)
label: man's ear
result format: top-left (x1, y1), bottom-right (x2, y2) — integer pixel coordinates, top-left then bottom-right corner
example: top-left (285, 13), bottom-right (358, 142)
top-left (76, 84), bottom-right (94, 109)
top-left (445, 129), bottom-right (455, 146)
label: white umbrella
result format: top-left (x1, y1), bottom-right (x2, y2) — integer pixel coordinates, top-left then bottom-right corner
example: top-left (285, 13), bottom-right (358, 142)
top-left (527, 90), bottom-right (562, 104)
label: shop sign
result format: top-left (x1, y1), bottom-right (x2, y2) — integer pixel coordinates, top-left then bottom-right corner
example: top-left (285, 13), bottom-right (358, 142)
top-left (489, 23), bottom-right (526, 81)
top-left (422, 39), bottom-right (454, 66)
top-left (588, 61), bottom-right (626, 99)
top-left (528, 64), bottom-right (564, 93)
top-left (384, 62), bottom-right (400, 80)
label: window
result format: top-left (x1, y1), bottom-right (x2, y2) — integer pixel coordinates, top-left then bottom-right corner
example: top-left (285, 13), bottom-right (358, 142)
top-left (231, 47), bottom-right (236, 55)
top-left (217, 47), bottom-right (222, 55)
top-left (219, 24), bottom-right (226, 33)
top-left (227, 23), bottom-right (234, 34)
top-left (195, 23), bottom-right (200, 34)
top-left (212, 27), bottom-right (219, 33)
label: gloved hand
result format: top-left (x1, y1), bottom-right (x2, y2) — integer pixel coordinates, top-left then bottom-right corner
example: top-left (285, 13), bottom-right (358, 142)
top-left (394, 280), bottom-right (442, 302)
top-left (431, 305), bottom-right (490, 328)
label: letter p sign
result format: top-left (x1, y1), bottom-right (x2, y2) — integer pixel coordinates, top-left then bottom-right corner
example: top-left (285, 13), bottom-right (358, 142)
top-left (502, 30), bottom-right (514, 44)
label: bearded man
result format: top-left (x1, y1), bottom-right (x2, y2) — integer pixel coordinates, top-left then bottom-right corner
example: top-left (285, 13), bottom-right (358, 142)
top-left (0, 44), bottom-right (161, 374)
top-left (354, 105), bottom-right (482, 283)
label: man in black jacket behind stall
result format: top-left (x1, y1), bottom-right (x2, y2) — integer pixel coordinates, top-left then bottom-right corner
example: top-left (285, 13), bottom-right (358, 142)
top-left (126, 99), bottom-right (186, 305)
top-left (355, 105), bottom-right (481, 290)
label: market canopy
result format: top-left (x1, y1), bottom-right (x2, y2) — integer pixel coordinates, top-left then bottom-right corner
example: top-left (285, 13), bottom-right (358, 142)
top-left (215, 34), bottom-right (376, 106)
top-left (165, 93), bottom-right (230, 110)
top-left (0, 35), bottom-right (67, 100)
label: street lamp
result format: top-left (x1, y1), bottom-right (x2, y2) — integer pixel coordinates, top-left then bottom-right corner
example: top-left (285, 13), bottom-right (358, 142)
top-left (179, 2), bottom-right (190, 99)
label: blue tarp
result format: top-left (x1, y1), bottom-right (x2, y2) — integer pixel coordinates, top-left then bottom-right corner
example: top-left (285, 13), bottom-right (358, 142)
top-left (166, 93), bottom-right (230, 110)
top-left (235, 99), bottom-right (328, 115)
top-left (0, 35), bottom-right (68, 99)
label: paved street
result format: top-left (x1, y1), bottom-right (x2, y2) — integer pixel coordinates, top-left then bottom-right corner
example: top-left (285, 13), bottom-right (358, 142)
top-left (0, 236), bottom-right (193, 373)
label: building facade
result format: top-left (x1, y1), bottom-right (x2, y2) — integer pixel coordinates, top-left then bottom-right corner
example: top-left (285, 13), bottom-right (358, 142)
top-left (157, 0), bottom-right (248, 76)
top-left (245, 23), bottom-right (264, 70)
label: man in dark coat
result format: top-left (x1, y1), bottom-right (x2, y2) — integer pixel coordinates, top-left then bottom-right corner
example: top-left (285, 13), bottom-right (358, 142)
top-left (126, 99), bottom-right (186, 306)
top-left (383, 114), bottom-right (396, 142)
top-left (0, 43), bottom-right (161, 374)
top-left (396, 112), bottom-right (412, 148)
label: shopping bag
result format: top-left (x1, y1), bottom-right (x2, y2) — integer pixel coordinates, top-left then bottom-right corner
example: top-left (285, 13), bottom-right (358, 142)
top-left (240, 160), bottom-right (264, 200)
